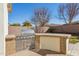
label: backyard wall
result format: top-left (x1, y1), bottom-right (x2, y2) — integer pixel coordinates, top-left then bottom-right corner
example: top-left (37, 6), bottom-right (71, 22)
top-left (47, 24), bottom-right (79, 35)
top-left (8, 26), bottom-right (22, 35)
top-left (8, 26), bottom-right (49, 35)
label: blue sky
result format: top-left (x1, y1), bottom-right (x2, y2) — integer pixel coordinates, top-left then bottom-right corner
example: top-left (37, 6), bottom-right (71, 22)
top-left (8, 3), bottom-right (79, 25)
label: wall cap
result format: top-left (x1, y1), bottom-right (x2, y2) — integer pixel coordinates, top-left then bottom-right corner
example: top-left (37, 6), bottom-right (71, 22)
top-left (6, 35), bottom-right (16, 41)
top-left (35, 33), bottom-right (71, 38)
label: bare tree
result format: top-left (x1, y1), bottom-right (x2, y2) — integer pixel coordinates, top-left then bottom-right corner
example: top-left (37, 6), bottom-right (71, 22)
top-left (58, 3), bottom-right (79, 24)
top-left (31, 8), bottom-right (50, 33)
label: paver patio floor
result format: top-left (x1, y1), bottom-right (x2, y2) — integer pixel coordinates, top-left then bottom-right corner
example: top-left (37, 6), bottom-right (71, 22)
top-left (10, 50), bottom-right (41, 56)
top-left (9, 42), bottom-right (79, 56)
top-left (68, 43), bottom-right (79, 56)
top-left (31, 49), bottom-right (64, 56)
top-left (31, 43), bottom-right (79, 56)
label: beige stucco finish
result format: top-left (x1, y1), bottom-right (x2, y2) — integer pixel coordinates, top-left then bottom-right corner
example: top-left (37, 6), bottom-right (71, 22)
top-left (0, 3), bottom-right (8, 55)
top-left (0, 3), bottom-right (4, 55)
top-left (40, 36), bottom-right (60, 52)
top-left (6, 35), bottom-right (16, 55)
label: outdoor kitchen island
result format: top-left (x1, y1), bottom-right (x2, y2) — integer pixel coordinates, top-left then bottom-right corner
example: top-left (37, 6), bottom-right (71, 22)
top-left (35, 33), bottom-right (71, 55)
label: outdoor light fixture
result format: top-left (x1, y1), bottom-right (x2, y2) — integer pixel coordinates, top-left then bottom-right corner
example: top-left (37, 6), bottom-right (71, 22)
top-left (7, 3), bottom-right (12, 12)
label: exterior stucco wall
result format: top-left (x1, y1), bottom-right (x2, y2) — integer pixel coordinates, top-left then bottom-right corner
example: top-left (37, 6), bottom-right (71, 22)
top-left (0, 3), bottom-right (8, 55)
top-left (0, 3), bottom-right (4, 55)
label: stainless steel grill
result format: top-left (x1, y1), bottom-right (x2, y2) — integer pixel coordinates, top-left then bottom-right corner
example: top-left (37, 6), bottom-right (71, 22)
top-left (16, 34), bottom-right (35, 51)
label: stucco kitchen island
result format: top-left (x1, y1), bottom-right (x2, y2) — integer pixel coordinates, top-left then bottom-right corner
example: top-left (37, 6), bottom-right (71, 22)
top-left (35, 33), bottom-right (71, 55)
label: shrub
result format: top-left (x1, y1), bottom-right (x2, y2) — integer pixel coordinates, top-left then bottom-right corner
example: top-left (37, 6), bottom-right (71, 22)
top-left (69, 36), bottom-right (79, 44)
top-left (46, 27), bottom-right (56, 33)
top-left (10, 23), bottom-right (20, 26)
